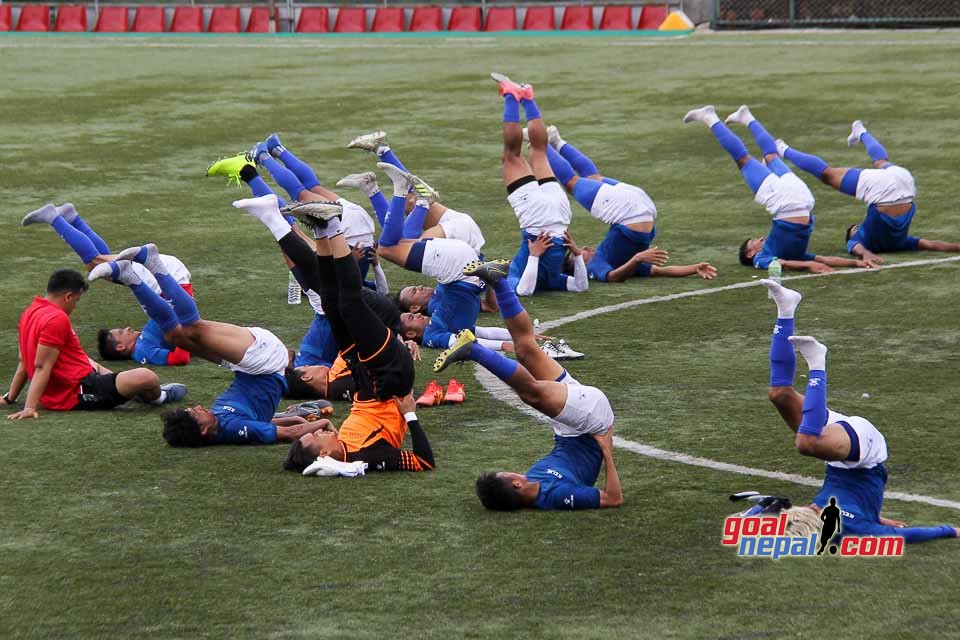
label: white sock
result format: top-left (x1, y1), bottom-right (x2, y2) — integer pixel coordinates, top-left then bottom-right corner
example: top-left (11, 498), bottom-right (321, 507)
top-left (233, 196), bottom-right (290, 241)
top-left (790, 336), bottom-right (827, 371)
top-left (150, 389), bottom-right (168, 405)
top-left (555, 137), bottom-right (567, 151)
top-left (376, 145), bottom-right (390, 157)
top-left (761, 280), bottom-right (802, 319)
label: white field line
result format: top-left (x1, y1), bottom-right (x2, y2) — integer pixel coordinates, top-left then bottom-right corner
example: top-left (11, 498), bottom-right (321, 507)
top-left (476, 255), bottom-right (960, 511)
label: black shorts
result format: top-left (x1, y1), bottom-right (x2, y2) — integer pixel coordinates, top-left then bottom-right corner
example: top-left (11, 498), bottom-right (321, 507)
top-left (349, 334), bottom-right (415, 401)
top-left (74, 372), bottom-right (129, 411)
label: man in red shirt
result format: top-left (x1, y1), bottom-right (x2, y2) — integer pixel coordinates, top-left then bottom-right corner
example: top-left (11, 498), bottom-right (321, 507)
top-left (3, 269), bottom-right (186, 419)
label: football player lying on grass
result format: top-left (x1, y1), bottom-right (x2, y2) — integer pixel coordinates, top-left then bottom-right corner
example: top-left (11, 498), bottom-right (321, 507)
top-left (491, 73), bottom-right (588, 296)
top-left (762, 279), bottom-right (956, 543)
top-left (89, 244), bottom-right (329, 447)
top-left (20, 203), bottom-right (194, 366)
top-left (775, 118), bottom-right (960, 262)
top-left (371, 161), bottom-right (516, 352)
top-left (434, 259), bottom-right (622, 510)
top-left (537, 124), bottom-right (716, 283)
top-left (231, 194), bottom-right (434, 473)
top-left (685, 105), bottom-right (876, 274)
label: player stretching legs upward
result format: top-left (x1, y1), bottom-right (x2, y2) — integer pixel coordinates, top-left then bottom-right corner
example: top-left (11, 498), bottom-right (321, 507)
top-left (774, 120), bottom-right (960, 263)
top-left (89, 245), bottom-right (329, 447)
top-left (341, 131), bottom-right (487, 254)
top-left (492, 73), bottom-right (586, 296)
top-left (20, 203), bottom-right (194, 366)
top-left (685, 105), bottom-right (873, 273)
top-left (232, 194), bottom-right (433, 473)
top-left (761, 278), bottom-right (956, 543)
top-left (433, 259), bottom-right (621, 511)
top-left (542, 127), bottom-right (717, 282)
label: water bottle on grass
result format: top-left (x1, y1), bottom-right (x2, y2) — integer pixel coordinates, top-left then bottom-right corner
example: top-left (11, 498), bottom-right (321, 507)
top-left (767, 258), bottom-right (782, 298)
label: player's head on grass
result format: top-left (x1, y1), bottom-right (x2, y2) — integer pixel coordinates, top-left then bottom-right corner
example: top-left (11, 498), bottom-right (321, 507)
top-left (475, 471), bottom-right (536, 510)
top-left (97, 327), bottom-right (140, 361)
top-left (846, 223), bottom-right (859, 243)
top-left (739, 237), bottom-right (765, 267)
top-left (284, 366), bottom-right (328, 399)
top-left (399, 312), bottom-right (429, 343)
top-left (46, 268), bottom-right (89, 314)
top-left (283, 431), bottom-right (344, 472)
top-left (395, 285), bottom-right (434, 315)
top-left (161, 406), bottom-right (218, 447)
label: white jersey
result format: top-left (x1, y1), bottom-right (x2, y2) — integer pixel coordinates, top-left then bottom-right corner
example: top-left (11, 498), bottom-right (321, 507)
top-left (855, 165), bottom-right (916, 206)
top-left (591, 182), bottom-right (657, 226)
top-left (825, 409), bottom-right (888, 470)
top-left (754, 173), bottom-right (816, 220)
top-left (438, 207), bottom-right (485, 253)
top-left (338, 197), bottom-right (375, 247)
top-left (421, 238), bottom-right (482, 287)
top-left (507, 180), bottom-right (572, 237)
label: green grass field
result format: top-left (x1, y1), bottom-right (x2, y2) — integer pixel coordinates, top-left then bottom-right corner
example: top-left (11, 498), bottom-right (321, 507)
top-left (2, 31), bottom-right (960, 639)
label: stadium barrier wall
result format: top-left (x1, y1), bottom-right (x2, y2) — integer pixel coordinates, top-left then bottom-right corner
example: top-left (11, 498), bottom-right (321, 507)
top-left (0, 2), bottom-right (695, 34)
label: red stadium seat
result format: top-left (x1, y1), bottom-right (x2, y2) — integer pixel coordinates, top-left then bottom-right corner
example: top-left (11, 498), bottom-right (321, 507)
top-left (208, 7), bottom-right (241, 33)
top-left (132, 6), bottom-right (165, 32)
top-left (1, 5), bottom-right (14, 31)
top-left (54, 5), bottom-right (87, 32)
top-left (246, 6), bottom-right (272, 32)
top-left (333, 7), bottom-right (366, 32)
top-left (560, 5), bottom-right (593, 30)
top-left (17, 5), bottom-right (50, 31)
top-left (295, 7), bottom-right (329, 32)
top-left (637, 4), bottom-right (668, 29)
top-left (409, 6), bottom-right (442, 32)
top-left (599, 5), bottom-right (632, 30)
top-left (522, 6), bottom-right (555, 31)
top-left (170, 6), bottom-right (203, 33)
top-left (94, 6), bottom-right (129, 32)
top-left (372, 6), bottom-right (404, 32)
top-left (448, 6), bottom-right (481, 31)
top-left (483, 6), bottom-right (516, 31)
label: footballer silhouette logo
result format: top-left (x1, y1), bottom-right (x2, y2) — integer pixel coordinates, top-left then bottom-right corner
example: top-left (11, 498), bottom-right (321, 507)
top-left (817, 497), bottom-right (842, 555)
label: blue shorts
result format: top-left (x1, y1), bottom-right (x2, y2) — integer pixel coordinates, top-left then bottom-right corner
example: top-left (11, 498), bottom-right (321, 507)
top-left (507, 231), bottom-right (569, 292)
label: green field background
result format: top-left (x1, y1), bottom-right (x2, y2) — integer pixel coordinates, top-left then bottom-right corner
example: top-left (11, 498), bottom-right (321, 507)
top-left (1, 32), bottom-right (959, 639)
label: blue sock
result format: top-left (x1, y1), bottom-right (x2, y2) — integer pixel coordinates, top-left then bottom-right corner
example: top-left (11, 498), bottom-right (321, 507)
top-left (557, 142), bottom-right (599, 177)
top-left (503, 95), bottom-right (520, 123)
top-left (262, 156), bottom-right (306, 201)
top-left (520, 98), bottom-right (540, 121)
top-left (153, 270), bottom-right (200, 326)
top-left (402, 203), bottom-right (429, 240)
top-left (129, 281), bottom-right (180, 333)
top-left (247, 174), bottom-right (287, 207)
top-left (369, 191), bottom-right (389, 226)
top-left (278, 148), bottom-right (321, 191)
top-left (378, 196), bottom-right (406, 248)
top-left (768, 318), bottom-right (796, 387)
top-left (740, 158), bottom-right (773, 194)
top-left (860, 131), bottom-right (888, 163)
top-left (51, 216), bottom-right (100, 263)
top-left (747, 121), bottom-right (779, 157)
top-left (797, 370), bottom-right (828, 436)
top-left (546, 145), bottom-right (576, 186)
top-left (601, 177), bottom-right (619, 186)
top-left (710, 122), bottom-right (750, 163)
top-left (783, 146), bottom-right (828, 179)
top-left (572, 177), bottom-right (605, 212)
top-left (377, 147), bottom-right (408, 173)
top-left (493, 278), bottom-right (524, 320)
top-left (470, 341), bottom-right (519, 383)
top-left (69, 215), bottom-right (110, 255)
